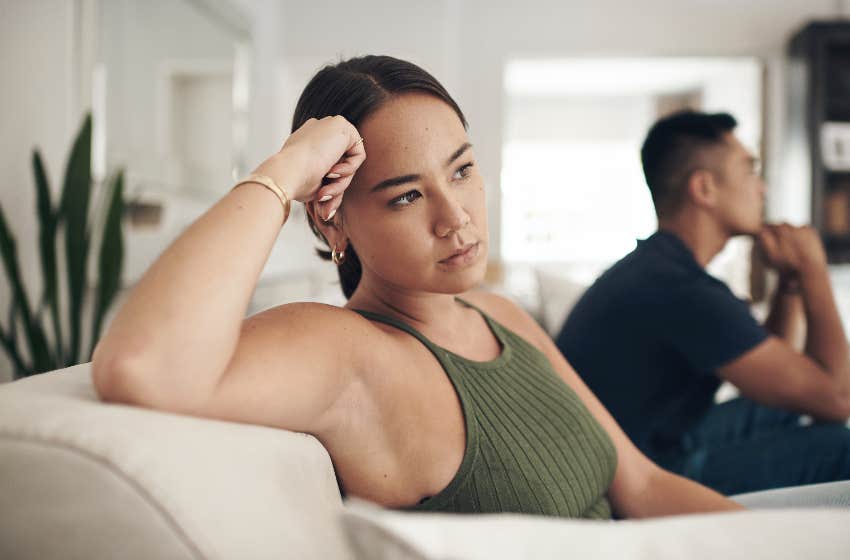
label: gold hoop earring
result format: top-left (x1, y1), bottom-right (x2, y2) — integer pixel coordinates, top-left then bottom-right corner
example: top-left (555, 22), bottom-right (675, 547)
top-left (331, 246), bottom-right (346, 265)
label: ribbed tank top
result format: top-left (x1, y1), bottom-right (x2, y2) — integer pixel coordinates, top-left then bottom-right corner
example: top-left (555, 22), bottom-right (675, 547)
top-left (353, 298), bottom-right (617, 519)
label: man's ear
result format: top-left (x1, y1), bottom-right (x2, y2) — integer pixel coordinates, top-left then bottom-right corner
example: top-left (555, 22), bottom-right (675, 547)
top-left (305, 201), bottom-right (348, 251)
top-left (685, 169), bottom-right (718, 209)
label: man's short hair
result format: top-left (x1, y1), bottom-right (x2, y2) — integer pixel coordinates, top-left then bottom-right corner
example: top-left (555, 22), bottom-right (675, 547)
top-left (640, 110), bottom-right (737, 217)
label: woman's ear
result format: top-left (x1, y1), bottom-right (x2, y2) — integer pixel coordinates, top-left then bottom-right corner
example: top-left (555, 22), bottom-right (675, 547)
top-left (305, 201), bottom-right (348, 251)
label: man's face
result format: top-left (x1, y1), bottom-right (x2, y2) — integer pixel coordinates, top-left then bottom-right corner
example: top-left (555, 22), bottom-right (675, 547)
top-left (710, 133), bottom-right (766, 236)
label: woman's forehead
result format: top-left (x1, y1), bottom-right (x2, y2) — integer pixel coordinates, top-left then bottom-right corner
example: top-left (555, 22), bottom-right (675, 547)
top-left (352, 94), bottom-right (469, 187)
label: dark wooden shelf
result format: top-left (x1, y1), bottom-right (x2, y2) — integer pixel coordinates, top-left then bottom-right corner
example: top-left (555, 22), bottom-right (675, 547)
top-left (825, 173), bottom-right (850, 189)
top-left (826, 110), bottom-right (850, 122)
top-left (824, 236), bottom-right (850, 264)
top-left (790, 21), bottom-right (850, 263)
top-left (825, 234), bottom-right (850, 243)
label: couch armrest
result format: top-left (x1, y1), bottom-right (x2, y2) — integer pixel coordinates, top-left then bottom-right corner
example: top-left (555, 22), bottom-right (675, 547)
top-left (0, 364), bottom-right (351, 560)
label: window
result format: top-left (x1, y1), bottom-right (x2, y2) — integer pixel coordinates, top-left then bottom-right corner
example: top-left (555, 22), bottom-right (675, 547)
top-left (502, 57), bottom-right (763, 274)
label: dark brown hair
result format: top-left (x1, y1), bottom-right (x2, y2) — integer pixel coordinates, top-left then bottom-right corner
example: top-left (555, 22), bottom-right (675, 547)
top-left (292, 55), bottom-right (467, 299)
top-left (641, 110), bottom-right (737, 218)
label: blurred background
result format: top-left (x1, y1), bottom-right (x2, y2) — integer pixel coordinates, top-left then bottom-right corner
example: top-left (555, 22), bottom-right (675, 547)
top-left (2, 0), bottom-right (850, 381)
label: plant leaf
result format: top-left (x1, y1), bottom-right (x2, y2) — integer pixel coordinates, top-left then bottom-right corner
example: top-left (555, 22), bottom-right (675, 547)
top-left (0, 320), bottom-right (27, 378)
top-left (2, 293), bottom-right (26, 377)
top-left (89, 170), bottom-right (124, 358)
top-left (0, 205), bottom-right (52, 374)
top-left (33, 149), bottom-right (63, 367)
top-left (8, 296), bottom-right (18, 340)
top-left (59, 113), bottom-right (92, 366)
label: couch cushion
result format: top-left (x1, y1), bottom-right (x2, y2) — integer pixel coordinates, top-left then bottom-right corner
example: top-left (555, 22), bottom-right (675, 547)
top-left (534, 266), bottom-right (593, 336)
top-left (732, 480), bottom-right (850, 509)
top-left (0, 364), bottom-right (351, 560)
top-left (340, 498), bottom-right (850, 560)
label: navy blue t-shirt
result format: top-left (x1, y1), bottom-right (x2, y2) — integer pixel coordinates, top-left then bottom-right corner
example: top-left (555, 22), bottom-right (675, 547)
top-left (556, 231), bottom-right (768, 458)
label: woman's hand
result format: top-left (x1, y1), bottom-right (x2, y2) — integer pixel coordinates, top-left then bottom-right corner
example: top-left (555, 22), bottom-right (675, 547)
top-left (253, 115), bottom-right (366, 221)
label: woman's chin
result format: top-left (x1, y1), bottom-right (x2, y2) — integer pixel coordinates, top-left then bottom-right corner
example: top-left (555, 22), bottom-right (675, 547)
top-left (434, 263), bottom-right (488, 294)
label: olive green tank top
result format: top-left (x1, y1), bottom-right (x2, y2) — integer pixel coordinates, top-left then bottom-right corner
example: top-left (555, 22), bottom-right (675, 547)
top-left (354, 298), bottom-right (618, 519)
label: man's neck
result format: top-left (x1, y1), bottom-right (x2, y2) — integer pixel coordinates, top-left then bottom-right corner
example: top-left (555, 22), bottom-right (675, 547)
top-left (657, 213), bottom-right (730, 268)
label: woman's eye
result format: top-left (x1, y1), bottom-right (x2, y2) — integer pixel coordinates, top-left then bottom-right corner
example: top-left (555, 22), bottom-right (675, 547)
top-left (452, 163), bottom-right (474, 181)
top-left (390, 190), bottom-right (422, 207)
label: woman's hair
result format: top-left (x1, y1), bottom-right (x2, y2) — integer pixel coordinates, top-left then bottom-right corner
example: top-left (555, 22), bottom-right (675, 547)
top-left (292, 55), bottom-right (468, 299)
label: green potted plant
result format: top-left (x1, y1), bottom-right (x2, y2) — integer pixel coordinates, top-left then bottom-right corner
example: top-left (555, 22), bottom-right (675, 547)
top-left (0, 113), bottom-right (125, 379)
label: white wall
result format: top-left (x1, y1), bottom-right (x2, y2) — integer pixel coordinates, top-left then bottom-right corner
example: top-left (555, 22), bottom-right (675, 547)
top-left (238, 0), bottom-right (466, 279)
top-left (3, 0), bottom-right (849, 379)
top-left (456, 0), bottom-right (843, 230)
top-left (0, 0), bottom-right (83, 381)
top-left (98, 0), bottom-right (237, 194)
top-left (238, 0), bottom-right (844, 277)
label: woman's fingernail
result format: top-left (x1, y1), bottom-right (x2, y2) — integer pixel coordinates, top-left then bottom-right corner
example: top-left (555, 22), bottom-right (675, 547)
top-left (326, 172), bottom-right (341, 179)
top-left (325, 208), bottom-right (337, 222)
top-left (319, 195), bottom-right (332, 202)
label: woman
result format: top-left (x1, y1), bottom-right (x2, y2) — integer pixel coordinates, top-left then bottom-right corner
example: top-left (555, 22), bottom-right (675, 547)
top-left (93, 55), bottom-right (741, 518)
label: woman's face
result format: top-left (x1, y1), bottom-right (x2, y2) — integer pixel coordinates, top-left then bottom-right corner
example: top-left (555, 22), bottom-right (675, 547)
top-left (332, 92), bottom-right (488, 296)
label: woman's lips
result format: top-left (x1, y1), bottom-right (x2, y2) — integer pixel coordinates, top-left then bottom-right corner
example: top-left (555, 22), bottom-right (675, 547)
top-left (439, 242), bottom-right (480, 267)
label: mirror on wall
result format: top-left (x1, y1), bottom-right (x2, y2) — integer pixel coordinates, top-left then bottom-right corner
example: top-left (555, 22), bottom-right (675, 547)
top-left (93, 0), bottom-right (252, 281)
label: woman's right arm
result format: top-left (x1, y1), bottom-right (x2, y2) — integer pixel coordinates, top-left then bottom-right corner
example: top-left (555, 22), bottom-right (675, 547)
top-left (92, 116), bottom-right (366, 432)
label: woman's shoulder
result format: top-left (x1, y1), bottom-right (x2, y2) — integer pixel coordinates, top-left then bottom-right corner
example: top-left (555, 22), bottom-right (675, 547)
top-left (251, 300), bottom-right (404, 378)
top-left (460, 291), bottom-right (550, 349)
top-left (255, 300), bottom-right (355, 319)
top-left (249, 301), bottom-right (388, 343)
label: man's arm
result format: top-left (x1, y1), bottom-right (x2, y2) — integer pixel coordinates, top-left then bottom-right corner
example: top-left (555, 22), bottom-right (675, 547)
top-left (762, 274), bottom-right (805, 350)
top-left (799, 257), bottom-right (850, 394)
top-left (735, 224), bottom-right (850, 421)
top-left (718, 337), bottom-right (849, 422)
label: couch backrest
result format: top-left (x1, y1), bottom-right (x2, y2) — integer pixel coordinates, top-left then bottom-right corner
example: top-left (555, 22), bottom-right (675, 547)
top-left (0, 364), bottom-right (351, 560)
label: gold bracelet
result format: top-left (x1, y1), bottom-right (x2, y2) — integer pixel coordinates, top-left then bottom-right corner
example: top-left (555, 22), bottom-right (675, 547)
top-left (232, 173), bottom-right (291, 225)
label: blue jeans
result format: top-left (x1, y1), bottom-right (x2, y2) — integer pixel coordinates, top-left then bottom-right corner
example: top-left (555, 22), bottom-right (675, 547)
top-left (655, 397), bottom-right (850, 495)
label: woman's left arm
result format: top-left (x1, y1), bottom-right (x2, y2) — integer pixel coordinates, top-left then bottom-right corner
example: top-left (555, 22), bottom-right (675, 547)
top-left (472, 293), bottom-right (743, 518)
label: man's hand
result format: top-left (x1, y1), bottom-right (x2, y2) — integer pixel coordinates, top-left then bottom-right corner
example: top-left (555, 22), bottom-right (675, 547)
top-left (747, 224), bottom-right (850, 422)
top-left (756, 223), bottom-right (828, 280)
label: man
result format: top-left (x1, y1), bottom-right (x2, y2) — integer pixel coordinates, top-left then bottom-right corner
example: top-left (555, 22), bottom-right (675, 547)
top-left (557, 110), bottom-right (850, 495)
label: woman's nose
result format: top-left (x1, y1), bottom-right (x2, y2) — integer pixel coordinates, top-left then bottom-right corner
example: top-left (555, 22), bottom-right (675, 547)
top-left (434, 192), bottom-right (470, 238)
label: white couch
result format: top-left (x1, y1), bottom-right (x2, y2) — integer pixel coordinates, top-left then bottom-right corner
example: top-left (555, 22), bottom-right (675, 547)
top-left (0, 363), bottom-right (350, 560)
top-left (2, 364), bottom-right (850, 560)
